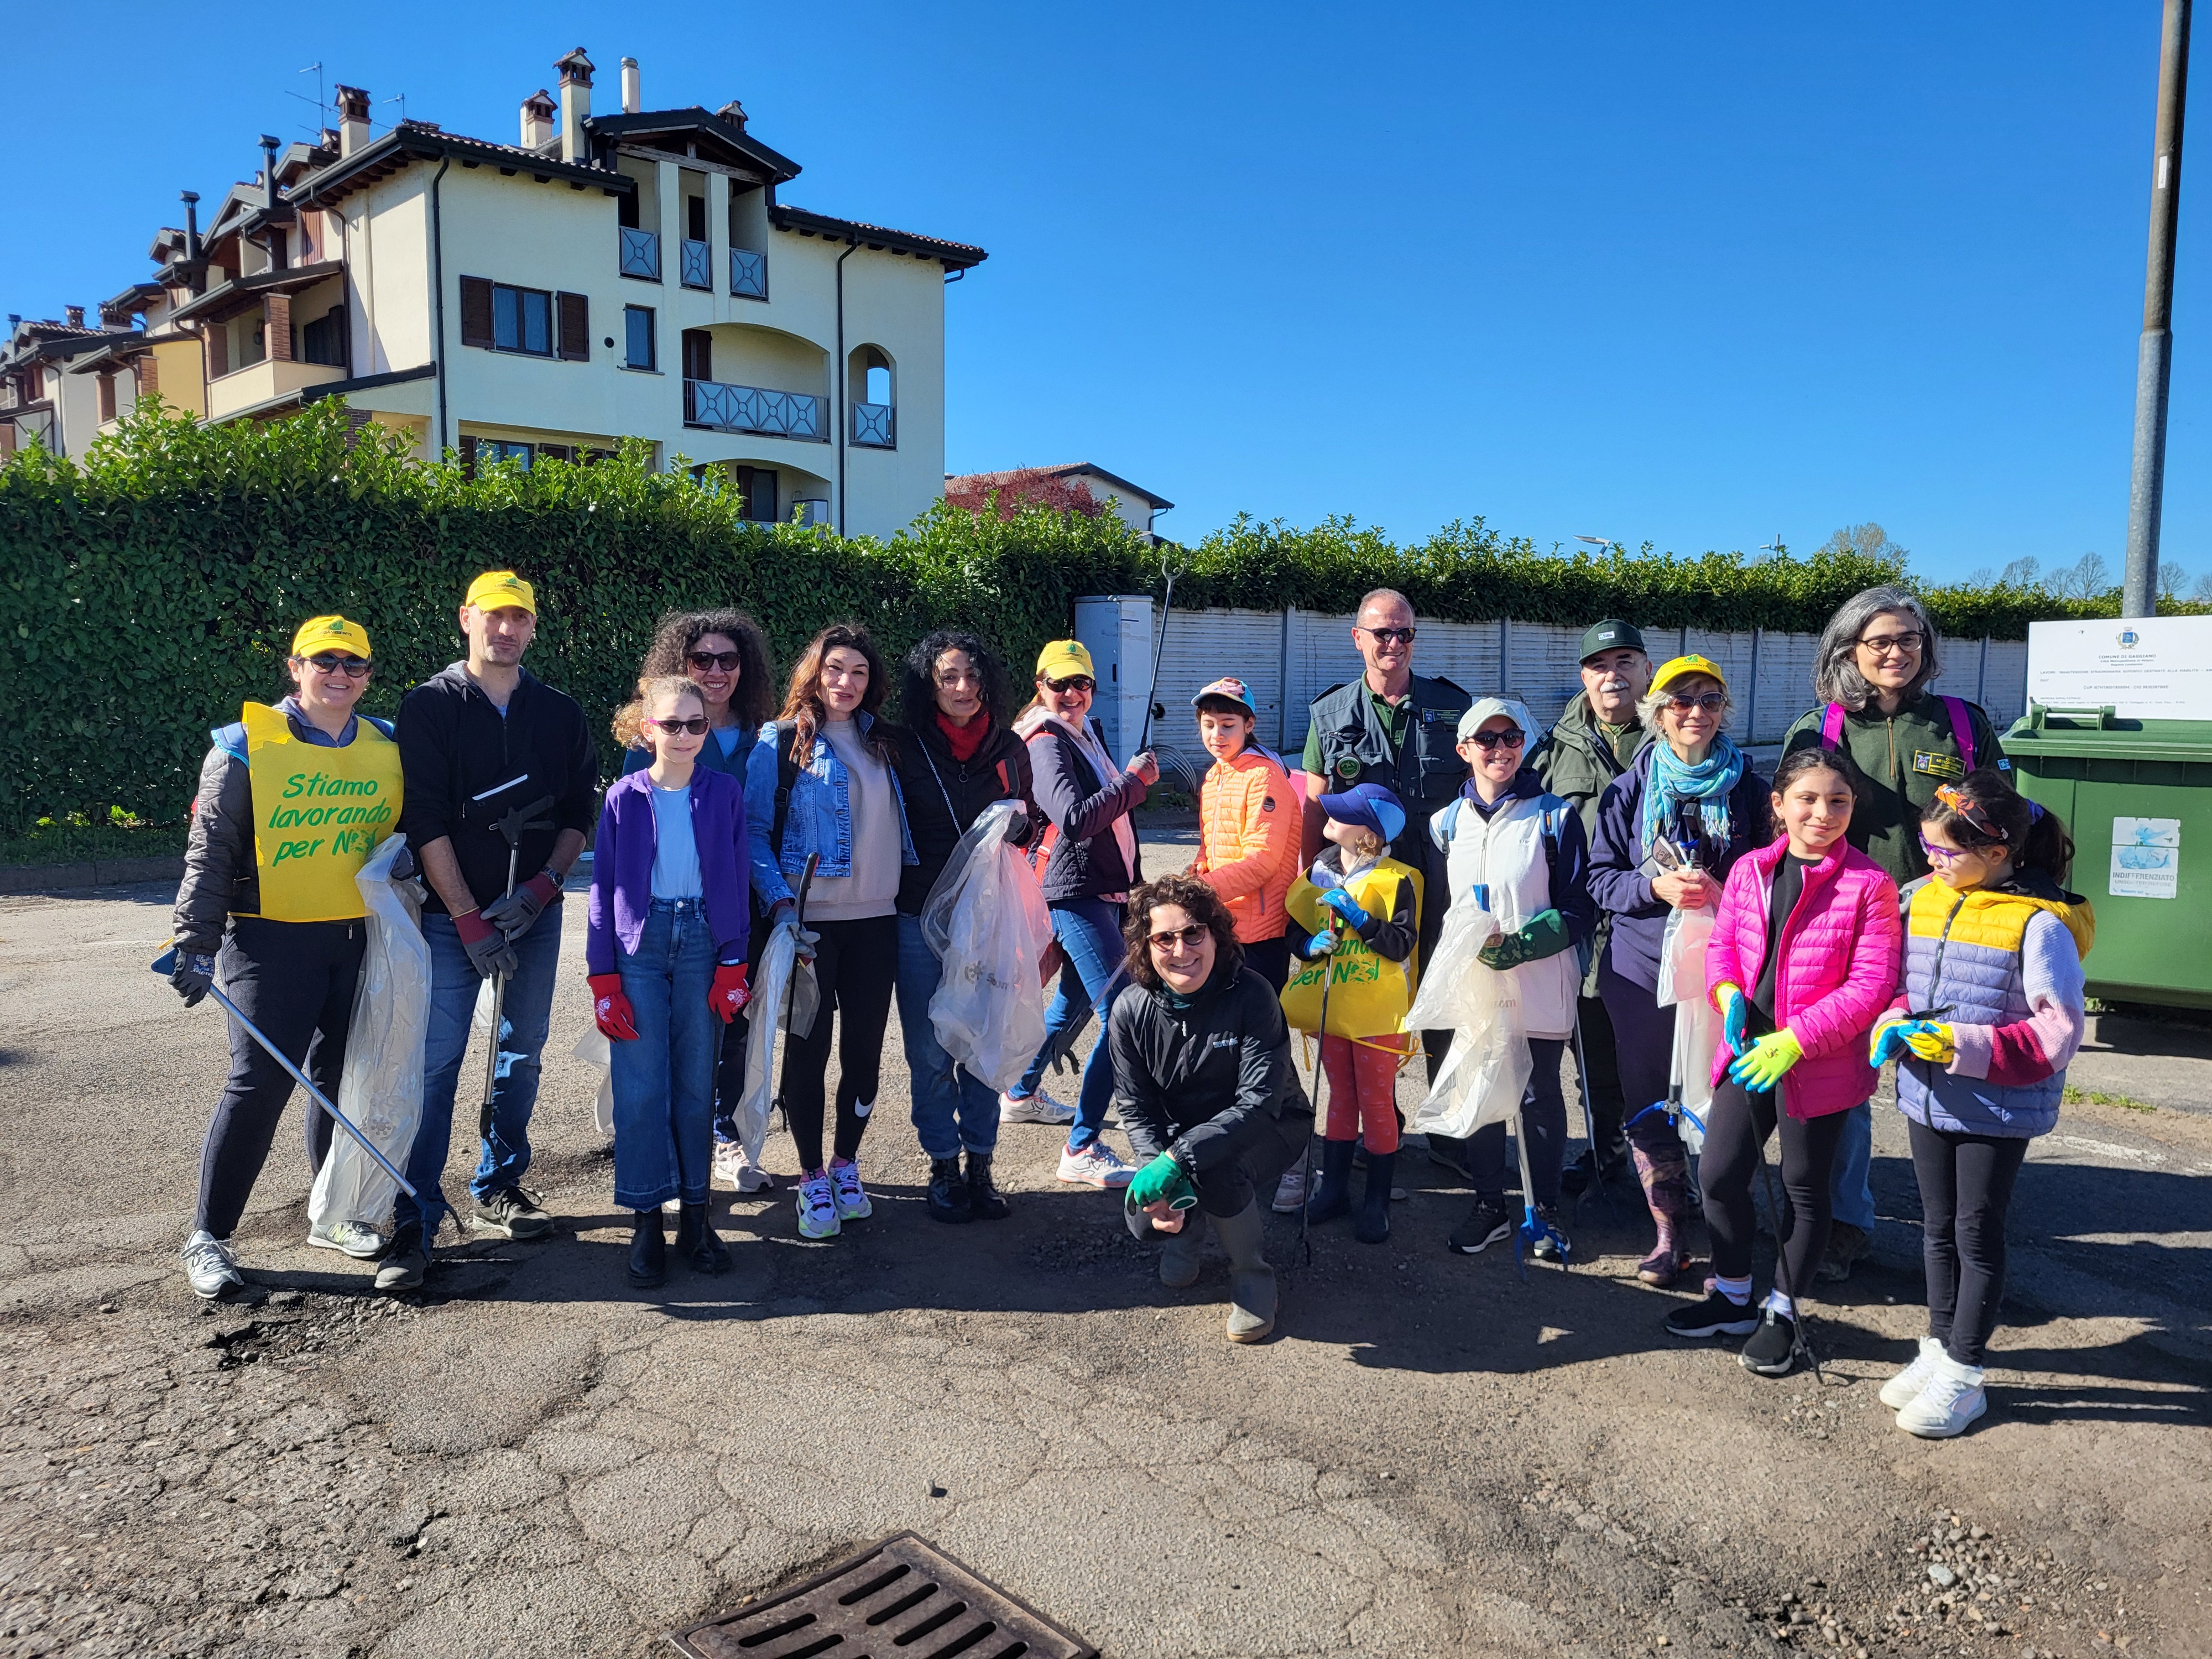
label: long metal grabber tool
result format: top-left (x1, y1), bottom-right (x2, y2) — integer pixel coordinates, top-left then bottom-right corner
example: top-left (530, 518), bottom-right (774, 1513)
top-left (152, 947), bottom-right (418, 1197)
top-left (1569, 1011), bottom-right (1619, 1225)
top-left (479, 794), bottom-right (555, 1138)
top-left (1134, 549), bottom-right (1185, 757)
top-left (770, 852), bottom-right (822, 1134)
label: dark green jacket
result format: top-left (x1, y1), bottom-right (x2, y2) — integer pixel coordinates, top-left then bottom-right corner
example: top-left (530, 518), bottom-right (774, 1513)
top-left (1778, 691), bottom-right (2007, 887)
top-left (1531, 691), bottom-right (1650, 844)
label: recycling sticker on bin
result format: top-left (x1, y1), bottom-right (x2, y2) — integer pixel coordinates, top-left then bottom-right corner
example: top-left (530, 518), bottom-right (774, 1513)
top-left (2110, 817), bottom-right (2181, 900)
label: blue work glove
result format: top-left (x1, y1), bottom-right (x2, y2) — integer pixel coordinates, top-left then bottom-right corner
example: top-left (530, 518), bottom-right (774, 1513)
top-left (1126, 1152), bottom-right (1197, 1212)
top-left (1727, 1029), bottom-right (1804, 1093)
top-left (1868, 1017), bottom-right (1923, 1067)
top-left (169, 950), bottom-right (217, 1008)
top-left (1319, 887), bottom-right (1371, 932)
top-left (1716, 982), bottom-right (1750, 1052)
top-left (1306, 927), bottom-right (1339, 956)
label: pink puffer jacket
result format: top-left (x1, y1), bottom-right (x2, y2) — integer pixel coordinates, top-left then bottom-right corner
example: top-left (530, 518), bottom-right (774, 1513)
top-left (1704, 840), bottom-right (1901, 1119)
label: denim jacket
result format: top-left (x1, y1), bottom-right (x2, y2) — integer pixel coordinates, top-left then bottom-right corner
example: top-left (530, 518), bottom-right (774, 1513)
top-left (743, 711), bottom-right (917, 907)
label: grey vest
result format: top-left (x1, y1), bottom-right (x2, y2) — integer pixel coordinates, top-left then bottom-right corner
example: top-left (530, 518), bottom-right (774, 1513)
top-left (1308, 672), bottom-right (1469, 870)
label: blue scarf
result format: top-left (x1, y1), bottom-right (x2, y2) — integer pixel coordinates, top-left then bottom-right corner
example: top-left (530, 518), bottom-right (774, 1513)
top-left (1641, 736), bottom-right (1744, 855)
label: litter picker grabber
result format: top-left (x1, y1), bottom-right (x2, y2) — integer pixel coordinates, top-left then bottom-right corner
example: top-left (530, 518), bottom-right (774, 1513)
top-left (151, 946), bottom-right (418, 1198)
top-left (769, 852), bottom-right (821, 1133)
top-left (1134, 549), bottom-right (1185, 757)
top-left (1569, 1012), bottom-right (1620, 1226)
top-left (1294, 913), bottom-right (1344, 1267)
top-left (478, 794), bottom-right (554, 1139)
top-left (1511, 1088), bottom-right (1572, 1279)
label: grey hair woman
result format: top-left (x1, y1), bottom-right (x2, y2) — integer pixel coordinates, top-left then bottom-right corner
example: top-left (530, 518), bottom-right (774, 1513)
top-left (1811, 585), bottom-right (1943, 711)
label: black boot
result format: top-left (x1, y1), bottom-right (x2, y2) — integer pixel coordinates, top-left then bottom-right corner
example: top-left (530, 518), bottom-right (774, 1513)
top-left (1354, 1149), bottom-right (1395, 1245)
top-left (926, 1156), bottom-right (974, 1224)
top-left (964, 1152), bottom-right (1010, 1220)
top-left (1306, 1139), bottom-right (1355, 1223)
top-left (675, 1201), bottom-right (731, 1274)
top-left (628, 1209), bottom-right (666, 1287)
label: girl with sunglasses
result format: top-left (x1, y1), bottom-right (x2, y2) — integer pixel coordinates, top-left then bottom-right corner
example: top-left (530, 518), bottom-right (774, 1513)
top-left (1868, 771), bottom-right (2090, 1438)
top-left (1428, 699), bottom-right (1595, 1259)
top-left (591, 677), bottom-right (753, 1286)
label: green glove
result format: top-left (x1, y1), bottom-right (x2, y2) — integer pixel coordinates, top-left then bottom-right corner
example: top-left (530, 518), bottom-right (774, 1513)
top-left (1126, 1151), bottom-right (1197, 1212)
top-left (1726, 1027), bottom-right (1804, 1093)
top-left (1477, 907), bottom-right (1567, 971)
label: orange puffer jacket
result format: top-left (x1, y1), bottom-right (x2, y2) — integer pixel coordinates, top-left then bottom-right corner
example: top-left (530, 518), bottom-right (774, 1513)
top-left (1194, 747), bottom-right (1298, 942)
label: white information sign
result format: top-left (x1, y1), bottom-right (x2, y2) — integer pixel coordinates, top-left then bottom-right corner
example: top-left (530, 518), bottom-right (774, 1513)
top-left (2109, 817), bottom-right (2181, 900)
top-left (2026, 615), bottom-right (2212, 721)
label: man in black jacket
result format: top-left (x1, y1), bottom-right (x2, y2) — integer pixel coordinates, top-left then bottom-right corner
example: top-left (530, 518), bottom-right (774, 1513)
top-left (380, 571), bottom-right (597, 1291)
top-left (1114, 875), bottom-right (1312, 1343)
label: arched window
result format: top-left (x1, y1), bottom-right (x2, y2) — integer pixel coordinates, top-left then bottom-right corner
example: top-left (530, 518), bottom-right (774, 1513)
top-left (849, 345), bottom-right (895, 447)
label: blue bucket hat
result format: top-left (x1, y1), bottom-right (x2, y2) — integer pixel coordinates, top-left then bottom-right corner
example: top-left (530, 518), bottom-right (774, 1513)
top-left (1316, 781), bottom-right (1406, 847)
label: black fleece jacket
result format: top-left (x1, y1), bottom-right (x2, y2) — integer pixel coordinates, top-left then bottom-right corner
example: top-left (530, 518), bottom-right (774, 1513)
top-left (1109, 963), bottom-right (1313, 1177)
top-left (891, 714), bottom-right (1043, 915)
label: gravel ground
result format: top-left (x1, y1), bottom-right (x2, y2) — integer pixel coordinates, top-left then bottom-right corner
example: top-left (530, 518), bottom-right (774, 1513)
top-left (0, 836), bottom-right (2204, 1659)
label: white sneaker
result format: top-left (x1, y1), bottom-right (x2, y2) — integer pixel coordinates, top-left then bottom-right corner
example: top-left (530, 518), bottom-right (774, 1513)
top-left (713, 1139), bottom-right (775, 1192)
top-left (1880, 1335), bottom-right (1946, 1409)
top-left (1057, 1141), bottom-right (1134, 1188)
top-left (796, 1172), bottom-right (840, 1240)
top-left (181, 1230), bottom-right (243, 1300)
top-left (1271, 1162), bottom-right (1309, 1214)
top-left (1896, 1357), bottom-right (1989, 1439)
top-left (306, 1219), bottom-right (387, 1260)
top-left (661, 1196), bottom-right (684, 1215)
top-left (829, 1158), bottom-right (873, 1220)
top-left (1000, 1087), bottom-right (1077, 1126)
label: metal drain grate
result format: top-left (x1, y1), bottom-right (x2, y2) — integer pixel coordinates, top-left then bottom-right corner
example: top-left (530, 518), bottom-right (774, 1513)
top-left (669, 1531), bottom-right (1095, 1659)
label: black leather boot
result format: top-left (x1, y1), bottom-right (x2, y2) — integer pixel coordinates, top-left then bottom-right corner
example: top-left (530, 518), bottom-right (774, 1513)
top-left (926, 1156), bottom-right (974, 1223)
top-left (675, 1201), bottom-right (731, 1274)
top-left (1354, 1150), bottom-right (1395, 1245)
top-left (964, 1152), bottom-right (1010, 1220)
top-left (1305, 1139), bottom-right (1355, 1223)
top-left (628, 1208), bottom-right (666, 1287)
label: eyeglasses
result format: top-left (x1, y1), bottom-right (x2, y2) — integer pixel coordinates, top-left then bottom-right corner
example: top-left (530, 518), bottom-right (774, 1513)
top-left (1933, 782), bottom-right (2007, 841)
top-left (1857, 630), bottom-right (1925, 658)
top-left (1359, 626), bottom-right (1416, 646)
top-left (1917, 835), bottom-right (1972, 866)
top-left (650, 716), bottom-right (709, 735)
top-left (1045, 675), bottom-right (1095, 695)
top-left (1465, 727), bottom-right (1526, 750)
top-left (302, 654), bottom-right (373, 676)
top-left (686, 650), bottom-right (743, 671)
top-left (1663, 691), bottom-right (1726, 713)
top-left (1148, 923), bottom-right (1208, 950)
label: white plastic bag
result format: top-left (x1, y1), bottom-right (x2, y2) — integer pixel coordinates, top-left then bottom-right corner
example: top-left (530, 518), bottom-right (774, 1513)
top-left (920, 801), bottom-right (1055, 1092)
top-left (572, 1027), bottom-right (615, 1136)
top-left (733, 919), bottom-right (821, 1162)
top-left (1656, 902), bottom-right (1718, 1149)
top-left (307, 835), bottom-right (429, 1231)
top-left (1402, 900), bottom-right (1533, 1141)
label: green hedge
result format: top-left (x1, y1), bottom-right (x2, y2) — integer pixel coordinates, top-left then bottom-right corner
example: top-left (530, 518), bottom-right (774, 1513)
top-left (1, 401), bottom-right (2189, 833)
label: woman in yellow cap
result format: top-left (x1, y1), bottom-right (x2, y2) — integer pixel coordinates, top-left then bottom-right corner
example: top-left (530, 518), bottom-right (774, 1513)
top-left (170, 615), bottom-right (404, 1300)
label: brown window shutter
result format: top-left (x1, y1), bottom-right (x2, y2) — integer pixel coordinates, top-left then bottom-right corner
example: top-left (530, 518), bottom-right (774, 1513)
top-left (206, 325), bottom-right (228, 379)
top-left (460, 276), bottom-right (495, 349)
top-left (556, 291), bottom-right (589, 361)
top-left (458, 434), bottom-right (478, 478)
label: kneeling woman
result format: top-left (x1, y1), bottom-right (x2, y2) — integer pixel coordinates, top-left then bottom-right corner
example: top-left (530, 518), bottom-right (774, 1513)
top-left (1114, 875), bottom-right (1314, 1343)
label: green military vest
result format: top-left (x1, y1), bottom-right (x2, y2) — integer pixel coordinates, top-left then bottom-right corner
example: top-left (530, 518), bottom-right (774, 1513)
top-left (1307, 672), bottom-right (1470, 852)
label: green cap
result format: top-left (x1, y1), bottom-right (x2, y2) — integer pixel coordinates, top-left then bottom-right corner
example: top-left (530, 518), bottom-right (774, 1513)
top-left (1578, 619), bottom-right (1646, 662)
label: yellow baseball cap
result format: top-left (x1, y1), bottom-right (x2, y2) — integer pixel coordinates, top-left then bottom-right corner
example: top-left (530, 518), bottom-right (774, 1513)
top-left (1035, 639), bottom-right (1095, 681)
top-left (464, 570), bottom-right (537, 614)
top-left (1651, 653), bottom-right (1729, 695)
top-left (289, 614), bottom-right (372, 659)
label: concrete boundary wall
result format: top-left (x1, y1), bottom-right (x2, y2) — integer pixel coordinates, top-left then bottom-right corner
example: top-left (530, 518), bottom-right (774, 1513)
top-left (1073, 596), bottom-right (2029, 780)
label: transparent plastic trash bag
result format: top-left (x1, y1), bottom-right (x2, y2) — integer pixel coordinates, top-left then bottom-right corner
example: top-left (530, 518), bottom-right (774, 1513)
top-left (1655, 901), bottom-right (1718, 1150)
top-left (920, 800), bottom-right (1055, 1093)
top-left (1402, 900), bottom-right (1533, 1141)
top-left (572, 1027), bottom-right (615, 1136)
top-left (307, 834), bottom-right (429, 1232)
top-left (733, 918), bottom-right (821, 1163)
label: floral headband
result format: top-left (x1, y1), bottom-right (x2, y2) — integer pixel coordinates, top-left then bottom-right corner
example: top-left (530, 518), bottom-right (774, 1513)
top-left (1934, 781), bottom-right (2042, 842)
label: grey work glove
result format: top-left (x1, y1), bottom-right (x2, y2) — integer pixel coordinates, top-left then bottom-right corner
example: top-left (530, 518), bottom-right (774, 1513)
top-left (454, 910), bottom-right (519, 979)
top-left (481, 872), bottom-right (560, 941)
top-left (170, 951), bottom-right (217, 1008)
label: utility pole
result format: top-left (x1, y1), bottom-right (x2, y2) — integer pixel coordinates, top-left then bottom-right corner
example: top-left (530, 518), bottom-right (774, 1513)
top-left (2125, 0), bottom-right (2192, 618)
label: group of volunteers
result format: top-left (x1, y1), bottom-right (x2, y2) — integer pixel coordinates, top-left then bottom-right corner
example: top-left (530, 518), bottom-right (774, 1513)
top-left (170, 571), bottom-right (2093, 1439)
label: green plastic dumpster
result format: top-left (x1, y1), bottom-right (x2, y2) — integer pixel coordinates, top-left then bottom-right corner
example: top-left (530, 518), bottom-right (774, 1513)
top-left (2001, 703), bottom-right (2212, 1010)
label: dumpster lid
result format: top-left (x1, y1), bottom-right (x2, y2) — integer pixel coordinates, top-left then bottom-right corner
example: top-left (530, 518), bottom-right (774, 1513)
top-left (2002, 702), bottom-right (2212, 760)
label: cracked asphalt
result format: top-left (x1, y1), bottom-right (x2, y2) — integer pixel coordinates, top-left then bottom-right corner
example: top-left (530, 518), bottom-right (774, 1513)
top-left (0, 830), bottom-right (2205, 1658)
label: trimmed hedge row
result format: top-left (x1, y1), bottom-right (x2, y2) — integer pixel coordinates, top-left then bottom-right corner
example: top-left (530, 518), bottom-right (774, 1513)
top-left (0, 401), bottom-right (2178, 832)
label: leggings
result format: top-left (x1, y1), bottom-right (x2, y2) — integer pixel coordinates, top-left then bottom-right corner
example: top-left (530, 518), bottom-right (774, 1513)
top-left (1700, 1079), bottom-right (1849, 1298)
top-left (781, 914), bottom-right (898, 1172)
top-left (1597, 957), bottom-right (1684, 1157)
top-left (1908, 1117), bottom-right (2030, 1367)
top-left (1320, 1033), bottom-right (1407, 1153)
top-left (1468, 1037), bottom-right (1568, 1206)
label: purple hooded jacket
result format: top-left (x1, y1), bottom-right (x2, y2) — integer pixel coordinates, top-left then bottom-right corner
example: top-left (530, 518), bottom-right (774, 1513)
top-left (587, 767), bottom-right (751, 973)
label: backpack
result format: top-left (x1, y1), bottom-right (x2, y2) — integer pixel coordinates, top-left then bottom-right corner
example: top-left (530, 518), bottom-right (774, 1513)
top-left (768, 719), bottom-right (804, 857)
top-left (1820, 697), bottom-right (1975, 769)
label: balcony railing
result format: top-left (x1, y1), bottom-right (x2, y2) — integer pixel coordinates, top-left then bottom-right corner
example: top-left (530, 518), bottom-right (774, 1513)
top-left (684, 378), bottom-right (827, 441)
top-left (730, 247), bottom-right (768, 300)
top-left (618, 227), bottom-right (661, 281)
top-left (680, 238), bottom-right (712, 290)
top-left (851, 402), bottom-right (896, 448)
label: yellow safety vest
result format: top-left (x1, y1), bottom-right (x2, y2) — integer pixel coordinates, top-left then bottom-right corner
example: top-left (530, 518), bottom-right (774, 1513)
top-left (241, 702), bottom-right (404, 922)
top-left (1279, 857), bottom-right (1423, 1040)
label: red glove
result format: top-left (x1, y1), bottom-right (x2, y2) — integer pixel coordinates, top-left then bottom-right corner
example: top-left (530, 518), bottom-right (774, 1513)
top-left (588, 972), bottom-right (638, 1040)
top-left (710, 962), bottom-right (750, 1023)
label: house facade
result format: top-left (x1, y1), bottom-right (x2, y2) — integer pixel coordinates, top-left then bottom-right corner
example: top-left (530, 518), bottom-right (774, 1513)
top-left (2, 49), bottom-right (985, 539)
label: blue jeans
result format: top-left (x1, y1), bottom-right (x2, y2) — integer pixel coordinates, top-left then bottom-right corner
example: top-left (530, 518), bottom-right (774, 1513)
top-left (396, 906), bottom-right (564, 1237)
top-left (1829, 1099), bottom-right (1877, 1232)
top-left (893, 912), bottom-right (1001, 1160)
top-left (609, 900), bottom-right (718, 1210)
top-left (1011, 896), bottom-right (1125, 1151)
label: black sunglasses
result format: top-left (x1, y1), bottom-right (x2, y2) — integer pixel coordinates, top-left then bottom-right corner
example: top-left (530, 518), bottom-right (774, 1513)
top-left (303, 654), bottom-right (373, 676)
top-left (686, 650), bottom-right (743, 671)
top-left (1465, 727), bottom-right (1525, 750)
top-left (1360, 625), bottom-right (1416, 645)
top-left (1045, 675), bottom-right (1095, 695)
top-left (1148, 923), bottom-right (1208, 950)
top-left (650, 716), bottom-right (709, 735)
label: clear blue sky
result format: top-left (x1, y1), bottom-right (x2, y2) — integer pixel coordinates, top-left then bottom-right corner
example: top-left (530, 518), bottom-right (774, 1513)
top-left (3, 3), bottom-right (2199, 582)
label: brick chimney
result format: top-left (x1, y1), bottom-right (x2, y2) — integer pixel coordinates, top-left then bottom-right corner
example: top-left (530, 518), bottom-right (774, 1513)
top-left (620, 57), bottom-right (640, 114)
top-left (521, 88), bottom-right (556, 150)
top-left (556, 49), bottom-right (594, 163)
top-left (336, 85), bottom-right (371, 156)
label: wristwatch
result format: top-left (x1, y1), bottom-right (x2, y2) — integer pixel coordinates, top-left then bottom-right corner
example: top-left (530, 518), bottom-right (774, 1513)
top-left (542, 867), bottom-right (567, 893)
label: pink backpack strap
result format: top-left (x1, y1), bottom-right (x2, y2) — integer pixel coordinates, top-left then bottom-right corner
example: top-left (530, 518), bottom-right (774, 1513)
top-left (1941, 695), bottom-right (1976, 770)
top-left (1819, 702), bottom-right (1846, 748)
